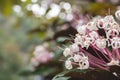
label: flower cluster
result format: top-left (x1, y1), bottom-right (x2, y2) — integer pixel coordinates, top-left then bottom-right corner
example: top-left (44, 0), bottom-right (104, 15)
top-left (31, 43), bottom-right (54, 67)
top-left (63, 10), bottom-right (120, 71)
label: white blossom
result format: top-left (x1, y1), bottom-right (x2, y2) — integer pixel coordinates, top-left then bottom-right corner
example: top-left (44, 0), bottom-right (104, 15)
top-left (77, 25), bottom-right (86, 35)
top-left (74, 34), bottom-right (83, 45)
top-left (104, 15), bottom-right (115, 23)
top-left (87, 21), bottom-right (98, 31)
top-left (97, 19), bottom-right (106, 29)
top-left (33, 45), bottom-right (46, 56)
top-left (97, 16), bottom-right (114, 30)
top-left (115, 10), bottom-right (120, 20)
top-left (110, 22), bottom-right (120, 33)
top-left (73, 54), bottom-right (82, 62)
top-left (63, 48), bottom-right (71, 57)
top-left (32, 44), bottom-right (54, 64)
top-left (95, 38), bottom-right (106, 48)
top-left (111, 37), bottom-right (120, 49)
top-left (70, 43), bottom-right (79, 53)
top-left (110, 22), bottom-right (120, 30)
top-left (77, 56), bottom-right (89, 69)
top-left (83, 36), bottom-right (93, 49)
top-left (65, 60), bottom-right (73, 70)
top-left (106, 29), bottom-right (119, 40)
top-left (103, 15), bottom-right (115, 30)
top-left (89, 31), bottom-right (99, 41)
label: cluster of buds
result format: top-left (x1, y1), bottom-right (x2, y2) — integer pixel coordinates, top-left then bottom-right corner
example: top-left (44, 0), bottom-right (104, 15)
top-left (63, 10), bottom-right (120, 71)
top-left (31, 43), bottom-right (54, 67)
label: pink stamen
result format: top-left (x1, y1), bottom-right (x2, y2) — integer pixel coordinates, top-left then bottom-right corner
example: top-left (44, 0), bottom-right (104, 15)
top-left (79, 47), bottom-right (106, 64)
top-left (91, 44), bottom-right (111, 61)
top-left (115, 49), bottom-right (120, 60)
top-left (91, 45), bottom-right (105, 61)
top-left (89, 60), bottom-right (109, 71)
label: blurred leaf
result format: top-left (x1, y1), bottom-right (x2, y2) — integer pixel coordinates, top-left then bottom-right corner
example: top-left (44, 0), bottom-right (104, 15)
top-left (56, 37), bottom-right (69, 43)
top-left (52, 71), bottom-right (70, 80)
top-left (0, 0), bottom-right (21, 16)
top-left (20, 64), bottom-right (58, 76)
top-left (33, 67), bottom-right (57, 76)
top-left (52, 69), bottom-right (89, 80)
top-left (52, 77), bottom-right (70, 80)
top-left (54, 27), bottom-right (77, 40)
top-left (53, 49), bottom-right (63, 60)
top-left (85, 3), bottom-right (116, 16)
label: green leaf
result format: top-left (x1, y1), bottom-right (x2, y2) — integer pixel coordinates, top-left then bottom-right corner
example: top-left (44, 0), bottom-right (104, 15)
top-left (52, 68), bottom-right (91, 80)
top-left (53, 49), bottom-right (63, 60)
top-left (52, 71), bottom-right (70, 80)
top-left (52, 77), bottom-right (70, 80)
top-left (71, 69), bottom-right (89, 74)
top-left (33, 67), bottom-right (57, 76)
top-left (56, 37), bottom-right (69, 43)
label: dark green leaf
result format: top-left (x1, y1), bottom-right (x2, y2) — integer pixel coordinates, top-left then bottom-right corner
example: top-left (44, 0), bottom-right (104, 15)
top-left (52, 71), bottom-right (70, 80)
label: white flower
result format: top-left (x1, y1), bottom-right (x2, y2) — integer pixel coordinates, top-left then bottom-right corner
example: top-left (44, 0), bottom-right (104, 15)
top-left (70, 43), bottom-right (79, 53)
top-left (87, 21), bottom-right (98, 31)
top-left (97, 18), bottom-right (114, 30)
top-left (65, 60), bottom-right (73, 70)
top-left (83, 36), bottom-right (93, 49)
top-left (35, 51), bottom-right (54, 63)
top-left (83, 41), bottom-right (90, 49)
top-left (73, 54), bottom-right (82, 62)
top-left (106, 29), bottom-right (119, 39)
top-left (92, 16), bottom-right (102, 21)
top-left (32, 44), bottom-right (54, 64)
top-left (115, 10), bottom-right (120, 20)
top-left (33, 45), bottom-right (46, 56)
top-left (111, 37), bottom-right (120, 49)
top-left (63, 48), bottom-right (71, 57)
top-left (99, 15), bottom-right (115, 30)
top-left (89, 31), bottom-right (99, 41)
top-left (110, 22), bottom-right (120, 30)
top-left (104, 15), bottom-right (115, 23)
top-left (109, 22), bottom-right (120, 33)
top-left (97, 19), bottom-right (106, 29)
top-left (107, 59), bottom-right (119, 66)
top-left (74, 34), bottom-right (83, 45)
top-left (95, 38), bottom-right (106, 48)
top-left (77, 25), bottom-right (86, 35)
top-left (77, 56), bottom-right (89, 70)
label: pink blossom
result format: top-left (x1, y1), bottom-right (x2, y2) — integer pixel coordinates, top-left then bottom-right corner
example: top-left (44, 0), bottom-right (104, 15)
top-left (63, 10), bottom-right (120, 72)
top-left (31, 44), bottom-right (54, 66)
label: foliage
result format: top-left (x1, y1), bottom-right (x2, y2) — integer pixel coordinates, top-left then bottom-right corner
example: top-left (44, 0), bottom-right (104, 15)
top-left (52, 71), bottom-right (71, 80)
